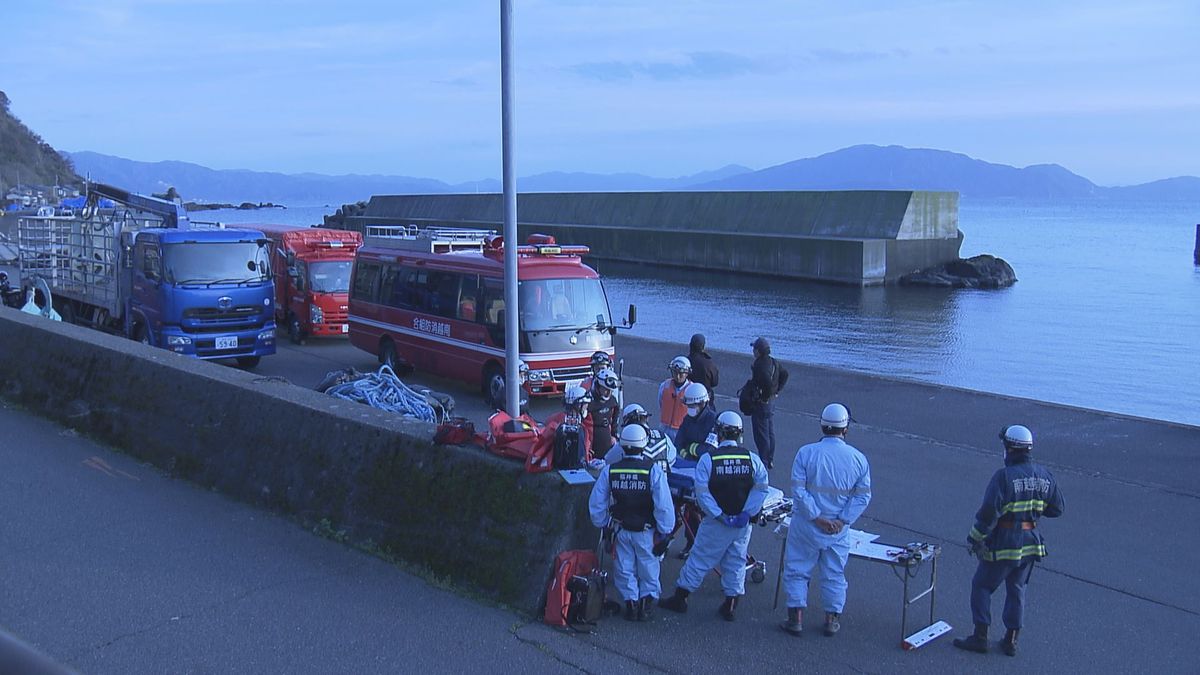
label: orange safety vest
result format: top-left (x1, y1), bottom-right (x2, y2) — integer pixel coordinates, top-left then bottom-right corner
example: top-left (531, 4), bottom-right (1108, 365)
top-left (659, 379), bottom-right (689, 430)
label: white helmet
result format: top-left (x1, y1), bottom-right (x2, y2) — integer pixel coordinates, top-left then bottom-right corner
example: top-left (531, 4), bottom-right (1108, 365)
top-left (620, 403), bottom-right (649, 427)
top-left (619, 423), bottom-right (649, 451)
top-left (669, 356), bottom-right (692, 374)
top-left (1000, 424), bottom-right (1033, 451)
top-left (820, 403), bottom-right (850, 429)
top-left (715, 410), bottom-right (743, 441)
top-left (594, 367), bottom-right (620, 391)
top-left (682, 382), bottom-right (709, 406)
top-left (564, 385), bottom-right (591, 406)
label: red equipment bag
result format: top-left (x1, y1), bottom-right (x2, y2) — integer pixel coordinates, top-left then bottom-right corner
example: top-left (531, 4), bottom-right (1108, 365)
top-left (434, 418), bottom-right (478, 446)
top-left (527, 412), bottom-right (594, 473)
top-left (486, 410), bottom-right (542, 461)
top-left (544, 549), bottom-right (599, 627)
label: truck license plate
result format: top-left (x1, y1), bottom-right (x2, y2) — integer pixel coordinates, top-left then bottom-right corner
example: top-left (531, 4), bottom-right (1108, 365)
top-left (215, 336), bottom-right (238, 350)
top-left (342, 324), bottom-right (349, 333)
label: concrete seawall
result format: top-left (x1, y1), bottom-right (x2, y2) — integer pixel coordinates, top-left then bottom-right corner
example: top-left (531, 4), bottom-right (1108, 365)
top-left (337, 191), bottom-right (963, 285)
top-left (0, 308), bottom-right (593, 611)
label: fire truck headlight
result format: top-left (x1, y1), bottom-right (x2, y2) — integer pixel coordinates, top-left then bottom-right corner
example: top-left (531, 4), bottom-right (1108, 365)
top-left (528, 369), bottom-right (551, 382)
top-left (309, 304), bottom-right (325, 324)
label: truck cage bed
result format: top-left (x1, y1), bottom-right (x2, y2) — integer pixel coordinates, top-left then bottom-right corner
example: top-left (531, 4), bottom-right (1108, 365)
top-left (16, 209), bottom-right (158, 316)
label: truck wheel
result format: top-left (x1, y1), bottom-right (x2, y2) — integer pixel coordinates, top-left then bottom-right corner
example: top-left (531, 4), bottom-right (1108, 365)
top-left (236, 356), bottom-right (261, 369)
top-left (379, 340), bottom-right (399, 371)
top-left (57, 300), bottom-right (76, 325)
top-left (483, 363), bottom-right (504, 409)
top-left (288, 316), bottom-right (306, 345)
top-left (134, 323), bottom-right (151, 346)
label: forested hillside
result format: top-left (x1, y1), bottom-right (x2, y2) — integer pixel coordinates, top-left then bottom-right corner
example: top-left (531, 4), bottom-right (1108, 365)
top-left (0, 91), bottom-right (81, 195)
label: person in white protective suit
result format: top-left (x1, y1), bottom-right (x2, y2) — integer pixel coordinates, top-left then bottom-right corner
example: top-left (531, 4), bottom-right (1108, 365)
top-left (658, 411), bottom-right (770, 621)
top-left (780, 403), bottom-right (872, 638)
top-left (589, 424), bottom-right (676, 621)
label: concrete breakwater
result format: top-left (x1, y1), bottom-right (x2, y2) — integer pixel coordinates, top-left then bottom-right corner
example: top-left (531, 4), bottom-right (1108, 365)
top-left (329, 190), bottom-right (963, 285)
top-left (0, 308), bottom-right (594, 611)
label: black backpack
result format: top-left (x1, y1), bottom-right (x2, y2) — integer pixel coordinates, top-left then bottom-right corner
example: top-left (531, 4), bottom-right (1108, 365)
top-left (553, 423), bottom-right (583, 469)
top-left (737, 381), bottom-right (759, 415)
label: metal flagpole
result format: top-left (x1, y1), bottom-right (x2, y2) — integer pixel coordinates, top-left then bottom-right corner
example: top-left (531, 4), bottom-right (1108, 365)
top-left (500, 0), bottom-right (521, 417)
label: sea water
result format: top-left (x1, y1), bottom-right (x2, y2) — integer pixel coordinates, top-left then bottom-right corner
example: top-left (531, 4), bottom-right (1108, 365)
top-left (205, 199), bottom-right (1200, 426)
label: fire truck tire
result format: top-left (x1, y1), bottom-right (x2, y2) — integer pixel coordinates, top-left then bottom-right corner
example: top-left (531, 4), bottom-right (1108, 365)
top-left (379, 339), bottom-right (400, 371)
top-left (483, 363), bottom-right (504, 408)
top-left (287, 316), bottom-right (306, 345)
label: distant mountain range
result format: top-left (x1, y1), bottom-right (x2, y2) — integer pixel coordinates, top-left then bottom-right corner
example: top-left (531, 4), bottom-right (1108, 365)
top-left (65, 145), bottom-right (1200, 205)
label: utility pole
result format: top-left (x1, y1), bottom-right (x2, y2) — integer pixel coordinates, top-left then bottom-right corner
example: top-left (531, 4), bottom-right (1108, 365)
top-left (500, 0), bottom-right (521, 417)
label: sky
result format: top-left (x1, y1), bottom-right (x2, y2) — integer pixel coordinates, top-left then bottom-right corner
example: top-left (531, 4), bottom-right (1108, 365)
top-left (3, 0), bottom-right (1199, 185)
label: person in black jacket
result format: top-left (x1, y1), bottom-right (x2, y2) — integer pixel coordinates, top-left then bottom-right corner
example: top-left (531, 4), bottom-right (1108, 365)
top-left (748, 337), bottom-right (787, 469)
top-left (687, 333), bottom-right (720, 398)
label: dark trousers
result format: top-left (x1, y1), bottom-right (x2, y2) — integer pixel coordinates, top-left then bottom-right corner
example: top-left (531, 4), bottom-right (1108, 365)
top-left (970, 558), bottom-right (1034, 629)
top-left (751, 400), bottom-right (776, 465)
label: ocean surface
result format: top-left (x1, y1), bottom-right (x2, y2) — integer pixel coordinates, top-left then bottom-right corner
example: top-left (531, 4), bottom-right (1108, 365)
top-left (203, 199), bottom-right (1200, 427)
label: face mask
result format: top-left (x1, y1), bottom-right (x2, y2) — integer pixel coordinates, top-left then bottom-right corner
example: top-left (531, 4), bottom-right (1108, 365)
top-left (687, 406), bottom-right (700, 417)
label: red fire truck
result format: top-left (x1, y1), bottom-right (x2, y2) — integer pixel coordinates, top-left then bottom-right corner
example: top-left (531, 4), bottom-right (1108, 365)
top-left (348, 226), bottom-right (635, 402)
top-left (253, 223), bottom-right (362, 343)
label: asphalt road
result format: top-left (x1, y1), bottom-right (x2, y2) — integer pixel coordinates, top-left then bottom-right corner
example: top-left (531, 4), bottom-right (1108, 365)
top-left (3, 331), bottom-right (1198, 673)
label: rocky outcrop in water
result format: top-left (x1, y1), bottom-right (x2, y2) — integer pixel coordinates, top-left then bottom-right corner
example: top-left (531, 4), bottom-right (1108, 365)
top-left (323, 200), bottom-right (368, 230)
top-left (183, 201), bottom-right (286, 211)
top-left (899, 254), bottom-right (1016, 289)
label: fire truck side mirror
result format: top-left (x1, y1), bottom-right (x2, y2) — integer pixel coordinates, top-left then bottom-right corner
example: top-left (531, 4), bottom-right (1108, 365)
top-left (625, 304), bottom-right (637, 327)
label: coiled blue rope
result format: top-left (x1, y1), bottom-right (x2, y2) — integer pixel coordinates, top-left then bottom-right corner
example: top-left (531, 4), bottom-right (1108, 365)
top-left (325, 365), bottom-right (437, 423)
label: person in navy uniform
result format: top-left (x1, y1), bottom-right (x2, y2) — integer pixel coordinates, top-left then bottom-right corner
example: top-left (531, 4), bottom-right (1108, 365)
top-left (953, 424), bottom-right (1065, 657)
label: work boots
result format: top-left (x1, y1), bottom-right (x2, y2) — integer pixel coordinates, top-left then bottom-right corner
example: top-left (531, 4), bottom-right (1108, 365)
top-left (779, 607), bottom-right (803, 636)
top-left (823, 612), bottom-right (841, 636)
top-left (638, 596), bottom-right (654, 621)
top-left (623, 600), bottom-right (638, 622)
top-left (718, 596), bottom-right (738, 621)
top-left (658, 587), bottom-right (690, 613)
top-left (953, 624), bottom-right (990, 654)
top-left (1001, 629), bottom-right (1019, 656)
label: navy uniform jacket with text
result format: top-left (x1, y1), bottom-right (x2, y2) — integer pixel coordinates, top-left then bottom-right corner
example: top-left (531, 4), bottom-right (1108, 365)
top-left (968, 453), bottom-right (1065, 563)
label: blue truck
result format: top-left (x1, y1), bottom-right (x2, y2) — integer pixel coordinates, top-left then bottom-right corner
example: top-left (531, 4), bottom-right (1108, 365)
top-left (15, 183), bottom-right (276, 368)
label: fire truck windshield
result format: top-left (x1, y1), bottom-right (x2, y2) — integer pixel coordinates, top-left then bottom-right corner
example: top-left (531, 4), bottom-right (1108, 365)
top-left (309, 260), bottom-right (352, 294)
top-left (518, 278), bottom-right (611, 332)
top-left (164, 242), bottom-right (271, 286)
